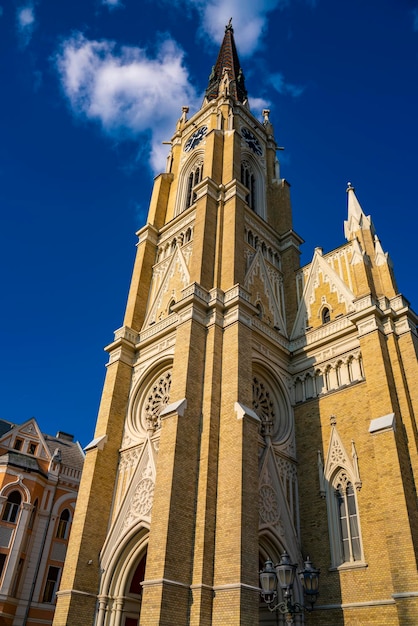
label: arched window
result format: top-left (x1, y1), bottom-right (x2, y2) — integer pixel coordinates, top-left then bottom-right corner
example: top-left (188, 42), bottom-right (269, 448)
top-left (334, 473), bottom-right (362, 564)
top-left (42, 566), bottom-right (61, 603)
top-left (2, 491), bottom-right (21, 523)
top-left (322, 307), bottom-right (331, 324)
top-left (241, 160), bottom-right (256, 211)
top-left (185, 161), bottom-right (203, 209)
top-left (56, 509), bottom-right (71, 539)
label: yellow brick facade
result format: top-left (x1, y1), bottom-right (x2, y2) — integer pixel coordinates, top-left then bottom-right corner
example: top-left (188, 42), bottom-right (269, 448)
top-left (54, 24), bottom-right (418, 626)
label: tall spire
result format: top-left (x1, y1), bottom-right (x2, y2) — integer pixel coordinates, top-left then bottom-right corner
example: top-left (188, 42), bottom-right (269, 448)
top-left (205, 19), bottom-right (248, 103)
top-left (344, 182), bottom-right (374, 240)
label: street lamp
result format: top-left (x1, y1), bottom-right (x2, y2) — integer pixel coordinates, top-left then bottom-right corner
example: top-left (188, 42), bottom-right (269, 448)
top-left (260, 552), bottom-right (320, 623)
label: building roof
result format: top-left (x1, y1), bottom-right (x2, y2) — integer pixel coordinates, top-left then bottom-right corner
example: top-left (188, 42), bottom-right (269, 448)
top-left (0, 419), bottom-right (14, 437)
top-left (205, 20), bottom-right (248, 104)
top-left (0, 450), bottom-right (48, 477)
top-left (0, 418), bottom-right (84, 471)
top-left (44, 433), bottom-right (84, 471)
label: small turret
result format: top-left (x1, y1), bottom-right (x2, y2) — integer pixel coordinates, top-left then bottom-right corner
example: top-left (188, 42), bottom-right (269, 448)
top-left (344, 182), bottom-right (375, 241)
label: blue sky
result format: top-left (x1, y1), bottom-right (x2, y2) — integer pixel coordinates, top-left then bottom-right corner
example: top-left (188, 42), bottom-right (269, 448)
top-left (1, 0), bottom-right (417, 446)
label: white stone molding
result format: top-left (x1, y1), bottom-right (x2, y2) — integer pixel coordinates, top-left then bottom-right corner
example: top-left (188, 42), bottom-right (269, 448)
top-left (136, 223), bottom-right (159, 247)
top-left (369, 413), bottom-right (395, 434)
top-left (160, 398), bottom-right (187, 420)
top-left (234, 402), bottom-right (260, 424)
top-left (291, 350), bottom-right (364, 404)
top-left (84, 435), bottom-right (107, 452)
top-left (0, 475), bottom-right (31, 503)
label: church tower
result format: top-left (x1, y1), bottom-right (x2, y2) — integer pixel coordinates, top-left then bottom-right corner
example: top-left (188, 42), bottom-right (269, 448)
top-left (53, 23), bottom-right (418, 626)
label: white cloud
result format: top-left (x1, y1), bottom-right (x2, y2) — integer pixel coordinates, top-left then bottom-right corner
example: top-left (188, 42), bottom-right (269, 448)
top-left (270, 72), bottom-right (305, 97)
top-left (413, 8), bottom-right (418, 32)
top-left (16, 4), bottom-right (36, 47)
top-left (249, 96), bottom-right (271, 117)
top-left (102, 0), bottom-right (123, 9)
top-left (55, 33), bottom-right (200, 172)
top-left (169, 0), bottom-right (288, 56)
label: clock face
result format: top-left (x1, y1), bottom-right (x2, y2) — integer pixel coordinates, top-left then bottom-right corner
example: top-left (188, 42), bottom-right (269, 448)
top-left (184, 126), bottom-right (208, 152)
top-left (241, 127), bottom-right (263, 156)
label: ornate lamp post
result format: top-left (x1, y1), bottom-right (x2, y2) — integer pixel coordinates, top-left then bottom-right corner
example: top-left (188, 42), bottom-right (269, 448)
top-left (260, 552), bottom-right (320, 624)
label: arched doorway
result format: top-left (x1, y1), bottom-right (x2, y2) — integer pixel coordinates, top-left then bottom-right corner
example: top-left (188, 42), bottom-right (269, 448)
top-left (121, 551), bottom-right (147, 626)
top-left (97, 528), bottom-right (149, 626)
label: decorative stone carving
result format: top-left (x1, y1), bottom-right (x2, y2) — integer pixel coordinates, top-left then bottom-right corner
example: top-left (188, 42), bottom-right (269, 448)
top-left (259, 484), bottom-right (280, 525)
top-left (144, 371), bottom-right (172, 433)
top-left (132, 477), bottom-right (154, 516)
top-left (122, 465), bottom-right (155, 530)
top-left (253, 376), bottom-right (275, 436)
top-left (323, 416), bottom-right (362, 494)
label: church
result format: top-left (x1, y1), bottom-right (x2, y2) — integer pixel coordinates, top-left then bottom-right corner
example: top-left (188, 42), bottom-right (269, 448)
top-left (53, 22), bottom-right (418, 626)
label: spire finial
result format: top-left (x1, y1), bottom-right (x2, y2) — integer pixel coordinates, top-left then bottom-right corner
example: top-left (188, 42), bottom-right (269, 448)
top-left (344, 182), bottom-right (374, 240)
top-left (205, 20), bottom-right (247, 104)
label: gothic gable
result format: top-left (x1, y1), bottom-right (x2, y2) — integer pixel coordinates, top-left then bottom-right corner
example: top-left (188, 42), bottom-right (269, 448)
top-left (244, 248), bottom-right (287, 335)
top-left (0, 418), bottom-right (51, 461)
top-left (322, 417), bottom-right (361, 492)
top-left (291, 248), bottom-right (356, 339)
top-left (100, 439), bottom-right (157, 570)
top-left (259, 442), bottom-right (299, 563)
top-left (144, 244), bottom-right (191, 327)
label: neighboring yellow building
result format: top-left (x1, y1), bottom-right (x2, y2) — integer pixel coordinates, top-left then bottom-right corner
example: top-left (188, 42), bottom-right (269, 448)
top-left (53, 23), bottom-right (418, 626)
top-left (0, 418), bottom-right (84, 626)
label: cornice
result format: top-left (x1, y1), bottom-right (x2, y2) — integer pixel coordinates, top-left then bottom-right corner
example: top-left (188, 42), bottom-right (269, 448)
top-left (157, 208), bottom-right (196, 244)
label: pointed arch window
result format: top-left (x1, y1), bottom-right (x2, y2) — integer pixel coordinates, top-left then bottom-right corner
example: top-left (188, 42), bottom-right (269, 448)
top-left (322, 307), bottom-right (331, 324)
top-left (334, 471), bottom-right (362, 564)
top-left (185, 161), bottom-right (203, 209)
top-left (241, 160), bottom-right (256, 211)
top-left (2, 491), bottom-right (21, 523)
top-left (323, 419), bottom-right (364, 569)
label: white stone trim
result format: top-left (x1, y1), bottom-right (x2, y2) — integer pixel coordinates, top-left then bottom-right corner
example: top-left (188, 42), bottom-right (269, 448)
top-left (234, 402), bottom-right (260, 424)
top-left (213, 582), bottom-right (260, 592)
top-left (84, 435), bottom-right (107, 452)
top-left (160, 398), bottom-right (187, 419)
top-left (141, 577), bottom-right (189, 589)
top-left (318, 598), bottom-right (396, 610)
top-left (369, 413), bottom-right (395, 434)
